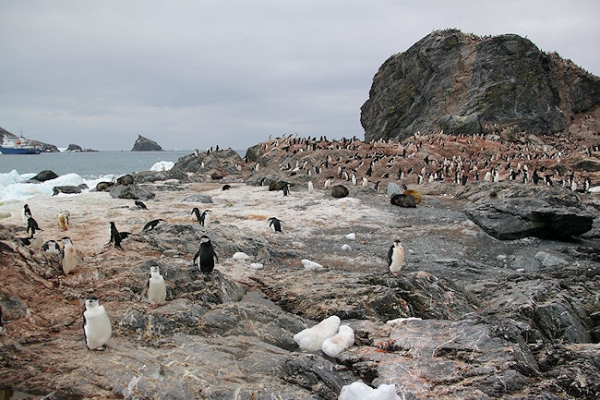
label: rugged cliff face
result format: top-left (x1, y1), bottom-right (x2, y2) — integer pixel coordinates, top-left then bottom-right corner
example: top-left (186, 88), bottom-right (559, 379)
top-left (361, 29), bottom-right (600, 142)
top-left (131, 134), bottom-right (163, 151)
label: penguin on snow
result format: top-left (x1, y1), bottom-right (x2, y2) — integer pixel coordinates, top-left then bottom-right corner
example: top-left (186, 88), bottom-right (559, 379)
top-left (267, 217), bottom-right (283, 233)
top-left (387, 239), bottom-right (405, 275)
top-left (134, 200), bottom-right (148, 210)
top-left (193, 235), bottom-right (219, 274)
top-left (83, 296), bottom-right (112, 350)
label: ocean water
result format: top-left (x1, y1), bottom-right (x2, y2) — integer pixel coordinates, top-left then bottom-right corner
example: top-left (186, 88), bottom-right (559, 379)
top-left (0, 150), bottom-right (195, 203)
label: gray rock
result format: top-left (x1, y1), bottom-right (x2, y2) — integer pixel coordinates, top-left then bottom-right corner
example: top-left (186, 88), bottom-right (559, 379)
top-left (331, 185), bottom-right (349, 198)
top-left (386, 182), bottom-right (403, 197)
top-left (117, 174), bottom-right (134, 185)
top-left (465, 198), bottom-right (593, 240)
top-left (109, 184), bottom-right (155, 200)
top-left (31, 170), bottom-right (58, 182)
top-left (361, 29), bottom-right (600, 142)
top-left (182, 193), bottom-right (213, 203)
top-left (534, 251), bottom-right (569, 268)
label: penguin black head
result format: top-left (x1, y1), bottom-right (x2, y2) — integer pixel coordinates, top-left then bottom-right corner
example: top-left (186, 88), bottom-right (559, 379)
top-left (85, 296), bottom-right (99, 308)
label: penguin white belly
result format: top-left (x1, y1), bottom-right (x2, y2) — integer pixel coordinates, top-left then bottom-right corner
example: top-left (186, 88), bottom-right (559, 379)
top-left (389, 247), bottom-right (404, 274)
top-left (84, 307), bottom-right (112, 349)
top-left (148, 276), bottom-right (166, 305)
top-left (62, 247), bottom-right (78, 274)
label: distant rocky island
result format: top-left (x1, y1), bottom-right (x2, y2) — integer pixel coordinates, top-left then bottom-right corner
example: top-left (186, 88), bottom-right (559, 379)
top-left (131, 134), bottom-right (163, 151)
top-left (65, 144), bottom-right (98, 152)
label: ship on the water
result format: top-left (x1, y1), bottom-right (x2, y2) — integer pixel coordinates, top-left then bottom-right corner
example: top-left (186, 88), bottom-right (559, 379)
top-left (0, 134), bottom-right (43, 155)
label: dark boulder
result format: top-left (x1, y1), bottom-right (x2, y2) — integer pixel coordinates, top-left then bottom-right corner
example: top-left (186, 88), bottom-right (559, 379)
top-left (95, 181), bottom-right (115, 192)
top-left (331, 185), bottom-right (349, 198)
top-left (31, 170), bottom-right (58, 182)
top-left (391, 193), bottom-right (416, 208)
top-left (117, 174), bottom-right (134, 185)
top-left (109, 184), bottom-right (155, 200)
top-left (269, 181), bottom-right (288, 191)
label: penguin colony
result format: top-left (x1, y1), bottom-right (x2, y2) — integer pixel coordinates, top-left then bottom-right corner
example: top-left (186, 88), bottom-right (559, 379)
top-left (256, 132), bottom-right (596, 192)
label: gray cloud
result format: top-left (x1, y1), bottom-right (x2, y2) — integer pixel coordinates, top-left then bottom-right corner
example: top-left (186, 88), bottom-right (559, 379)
top-left (0, 0), bottom-right (598, 150)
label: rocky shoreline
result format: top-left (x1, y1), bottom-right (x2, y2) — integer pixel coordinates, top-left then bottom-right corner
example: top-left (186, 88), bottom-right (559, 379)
top-left (1, 132), bottom-right (600, 399)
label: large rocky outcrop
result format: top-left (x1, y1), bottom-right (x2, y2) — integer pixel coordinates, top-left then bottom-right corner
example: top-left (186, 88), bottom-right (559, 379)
top-left (361, 29), bottom-right (600, 142)
top-left (131, 134), bottom-right (163, 151)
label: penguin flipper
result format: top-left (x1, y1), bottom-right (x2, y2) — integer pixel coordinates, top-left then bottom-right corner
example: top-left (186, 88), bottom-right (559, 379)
top-left (387, 245), bottom-right (394, 267)
top-left (192, 250), bottom-right (200, 266)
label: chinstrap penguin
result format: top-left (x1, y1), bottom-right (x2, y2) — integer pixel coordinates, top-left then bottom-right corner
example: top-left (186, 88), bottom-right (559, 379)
top-left (146, 265), bottom-right (167, 308)
top-left (387, 239), bottom-right (405, 275)
top-left (193, 235), bottom-right (219, 274)
top-left (26, 217), bottom-right (42, 238)
top-left (199, 210), bottom-right (211, 228)
top-left (83, 296), bottom-right (112, 350)
top-left (191, 207), bottom-right (202, 224)
top-left (42, 240), bottom-right (60, 254)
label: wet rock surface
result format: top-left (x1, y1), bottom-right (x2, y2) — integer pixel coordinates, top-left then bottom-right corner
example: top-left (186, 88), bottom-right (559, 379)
top-left (1, 173), bottom-right (599, 399)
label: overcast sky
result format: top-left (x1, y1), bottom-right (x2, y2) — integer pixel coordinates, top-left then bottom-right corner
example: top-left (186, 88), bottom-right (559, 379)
top-left (1, 1), bottom-right (598, 151)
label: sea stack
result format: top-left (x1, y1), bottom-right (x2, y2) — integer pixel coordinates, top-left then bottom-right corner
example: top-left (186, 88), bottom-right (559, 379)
top-left (131, 135), bottom-right (163, 152)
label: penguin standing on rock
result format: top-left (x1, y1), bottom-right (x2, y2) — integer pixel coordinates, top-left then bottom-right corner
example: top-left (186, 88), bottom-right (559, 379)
top-left (268, 217), bottom-right (283, 233)
top-left (146, 266), bottom-right (167, 308)
top-left (387, 239), bottom-right (405, 275)
top-left (83, 296), bottom-right (112, 350)
top-left (193, 235), bottom-right (218, 274)
top-left (199, 210), bottom-right (211, 229)
top-left (191, 207), bottom-right (202, 224)
top-left (135, 200), bottom-right (148, 210)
